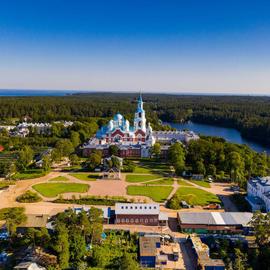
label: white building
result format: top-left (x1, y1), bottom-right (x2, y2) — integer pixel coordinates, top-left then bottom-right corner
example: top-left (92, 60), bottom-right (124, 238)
top-left (246, 177), bottom-right (270, 212)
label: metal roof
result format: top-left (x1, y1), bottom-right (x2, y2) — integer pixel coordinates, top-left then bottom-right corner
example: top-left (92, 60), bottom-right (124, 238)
top-left (178, 212), bottom-right (253, 226)
top-left (115, 203), bottom-right (160, 215)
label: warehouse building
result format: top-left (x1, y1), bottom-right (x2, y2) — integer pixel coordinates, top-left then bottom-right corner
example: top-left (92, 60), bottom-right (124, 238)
top-left (178, 212), bottom-right (253, 234)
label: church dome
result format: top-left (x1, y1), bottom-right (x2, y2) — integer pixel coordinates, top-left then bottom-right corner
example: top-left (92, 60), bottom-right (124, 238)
top-left (114, 113), bottom-right (123, 121)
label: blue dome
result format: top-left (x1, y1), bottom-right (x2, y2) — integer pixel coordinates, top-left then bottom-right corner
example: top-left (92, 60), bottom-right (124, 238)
top-left (113, 113), bottom-right (123, 121)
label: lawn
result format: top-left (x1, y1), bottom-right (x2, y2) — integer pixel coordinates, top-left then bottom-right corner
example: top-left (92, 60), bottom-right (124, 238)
top-left (133, 166), bottom-right (152, 173)
top-left (69, 173), bottom-right (98, 181)
top-left (0, 181), bottom-right (15, 190)
top-left (177, 179), bottom-right (193, 186)
top-left (125, 174), bottom-right (161, 183)
top-left (189, 180), bottom-right (211, 188)
top-left (146, 178), bottom-right (174, 185)
top-left (130, 159), bottom-right (171, 174)
top-left (12, 169), bottom-right (47, 180)
top-left (49, 176), bottom-right (69, 182)
top-left (32, 183), bottom-right (89, 197)
top-left (174, 187), bottom-right (220, 206)
top-left (127, 185), bottom-right (173, 202)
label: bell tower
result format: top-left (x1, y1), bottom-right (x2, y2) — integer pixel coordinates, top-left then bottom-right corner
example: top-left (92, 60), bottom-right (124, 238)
top-left (134, 93), bottom-right (146, 132)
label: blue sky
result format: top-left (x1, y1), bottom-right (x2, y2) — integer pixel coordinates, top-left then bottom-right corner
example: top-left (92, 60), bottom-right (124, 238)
top-left (0, 0), bottom-right (270, 94)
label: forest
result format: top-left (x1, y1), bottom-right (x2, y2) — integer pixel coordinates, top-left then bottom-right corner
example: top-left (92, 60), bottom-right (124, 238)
top-left (0, 93), bottom-right (270, 145)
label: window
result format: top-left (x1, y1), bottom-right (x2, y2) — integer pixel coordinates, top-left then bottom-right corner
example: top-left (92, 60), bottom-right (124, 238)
top-left (135, 219), bottom-right (139, 223)
top-left (150, 219), bottom-right (153, 223)
top-left (140, 206), bottom-right (142, 209)
top-left (126, 218), bottom-right (129, 223)
top-left (140, 219), bottom-right (144, 223)
top-left (121, 206), bottom-right (124, 209)
top-left (149, 207), bottom-right (151, 209)
top-left (130, 206), bottom-right (133, 209)
top-left (131, 219), bottom-right (134, 223)
top-left (116, 219), bottom-right (120, 223)
top-left (125, 206), bottom-right (128, 209)
top-left (135, 206), bottom-right (137, 209)
top-left (145, 219), bottom-right (148, 223)
top-left (154, 206), bottom-right (157, 209)
top-left (121, 218), bottom-right (125, 223)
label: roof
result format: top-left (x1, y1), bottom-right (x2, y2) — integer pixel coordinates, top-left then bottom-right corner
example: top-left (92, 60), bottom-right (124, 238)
top-left (18, 214), bottom-right (49, 228)
top-left (115, 203), bottom-right (160, 215)
top-left (14, 262), bottom-right (46, 270)
top-left (139, 236), bottom-right (160, 257)
top-left (178, 212), bottom-right (253, 227)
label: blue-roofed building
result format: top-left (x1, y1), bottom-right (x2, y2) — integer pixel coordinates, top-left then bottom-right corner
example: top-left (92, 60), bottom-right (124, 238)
top-left (82, 94), bottom-right (199, 158)
top-left (247, 177), bottom-right (270, 212)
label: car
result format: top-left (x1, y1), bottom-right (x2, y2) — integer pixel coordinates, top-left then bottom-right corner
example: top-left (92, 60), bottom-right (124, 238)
top-left (180, 200), bottom-right (191, 208)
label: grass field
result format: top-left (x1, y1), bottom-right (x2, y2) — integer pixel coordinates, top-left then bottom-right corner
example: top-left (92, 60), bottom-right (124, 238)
top-left (12, 169), bottom-right (47, 180)
top-left (33, 183), bottom-right (89, 197)
top-left (146, 178), bottom-right (174, 185)
top-left (177, 179), bottom-right (193, 186)
top-left (69, 173), bottom-right (98, 181)
top-left (174, 187), bottom-right (220, 206)
top-left (133, 166), bottom-right (152, 173)
top-left (125, 174), bottom-right (161, 183)
top-left (0, 181), bottom-right (15, 190)
top-left (127, 185), bottom-right (173, 202)
top-left (49, 176), bottom-right (69, 182)
top-left (189, 180), bottom-right (211, 188)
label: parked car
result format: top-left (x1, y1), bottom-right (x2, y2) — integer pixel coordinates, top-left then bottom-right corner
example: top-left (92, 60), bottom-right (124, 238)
top-left (181, 201), bottom-right (191, 208)
top-left (203, 203), bottom-right (221, 210)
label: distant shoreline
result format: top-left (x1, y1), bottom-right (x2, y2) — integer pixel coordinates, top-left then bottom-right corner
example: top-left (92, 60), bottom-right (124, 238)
top-left (0, 89), bottom-right (269, 97)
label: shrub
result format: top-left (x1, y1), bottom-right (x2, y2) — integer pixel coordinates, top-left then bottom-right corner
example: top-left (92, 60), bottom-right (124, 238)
top-left (16, 190), bottom-right (42, 203)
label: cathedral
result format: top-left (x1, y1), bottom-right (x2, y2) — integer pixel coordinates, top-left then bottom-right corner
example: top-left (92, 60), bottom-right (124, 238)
top-left (82, 94), bottom-right (199, 158)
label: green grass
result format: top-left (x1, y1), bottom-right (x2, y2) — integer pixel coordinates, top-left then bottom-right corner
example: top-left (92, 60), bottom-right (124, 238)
top-left (133, 166), bottom-right (152, 173)
top-left (174, 187), bottom-right (220, 206)
top-left (146, 178), bottom-right (174, 185)
top-left (189, 180), bottom-right (211, 188)
top-left (69, 173), bottom-right (98, 181)
top-left (49, 176), bottom-right (69, 182)
top-left (177, 179), bottom-right (193, 186)
top-left (127, 185), bottom-right (173, 202)
top-left (16, 190), bottom-right (42, 203)
top-left (12, 169), bottom-right (47, 180)
top-left (130, 159), bottom-right (171, 174)
top-left (0, 181), bottom-right (15, 190)
top-left (125, 174), bottom-right (161, 183)
top-left (32, 183), bottom-right (89, 197)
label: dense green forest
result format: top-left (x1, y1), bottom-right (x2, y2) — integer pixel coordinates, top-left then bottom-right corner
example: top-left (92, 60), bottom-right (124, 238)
top-left (0, 93), bottom-right (270, 145)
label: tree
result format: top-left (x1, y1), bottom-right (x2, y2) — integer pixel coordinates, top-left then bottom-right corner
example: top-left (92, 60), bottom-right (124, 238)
top-left (55, 139), bottom-right (74, 158)
top-left (120, 252), bottom-right (140, 270)
top-left (233, 248), bottom-right (248, 270)
top-left (4, 207), bottom-right (27, 235)
top-left (42, 155), bottom-right (51, 172)
top-left (53, 223), bottom-right (70, 269)
top-left (109, 145), bottom-right (119, 156)
top-left (150, 143), bottom-right (161, 159)
top-left (249, 211), bottom-right (270, 246)
top-left (70, 154), bottom-right (80, 166)
top-left (70, 131), bottom-right (81, 147)
top-left (195, 159), bottom-right (206, 175)
top-left (17, 145), bottom-right (34, 170)
top-left (4, 161), bottom-right (17, 179)
top-left (168, 142), bottom-right (185, 175)
top-left (88, 151), bottom-right (102, 171)
top-left (69, 227), bottom-right (86, 265)
top-left (227, 151), bottom-right (245, 185)
top-left (207, 164), bottom-right (216, 177)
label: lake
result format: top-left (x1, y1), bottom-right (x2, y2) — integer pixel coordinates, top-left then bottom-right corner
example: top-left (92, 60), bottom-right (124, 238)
top-left (166, 121), bottom-right (270, 153)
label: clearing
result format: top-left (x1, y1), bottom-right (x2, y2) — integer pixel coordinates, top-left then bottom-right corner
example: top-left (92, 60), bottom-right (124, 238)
top-left (127, 185), bottom-right (173, 202)
top-left (32, 183), bottom-right (89, 197)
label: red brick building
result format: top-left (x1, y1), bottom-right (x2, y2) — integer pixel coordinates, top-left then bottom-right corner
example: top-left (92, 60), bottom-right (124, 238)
top-left (115, 203), bottom-right (168, 226)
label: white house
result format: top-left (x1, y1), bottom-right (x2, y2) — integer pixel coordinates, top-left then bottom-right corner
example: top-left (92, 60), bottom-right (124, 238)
top-left (246, 177), bottom-right (270, 212)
